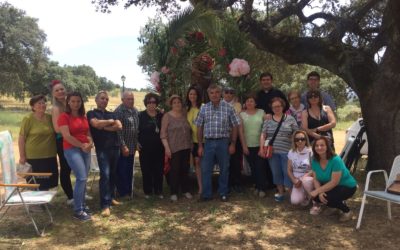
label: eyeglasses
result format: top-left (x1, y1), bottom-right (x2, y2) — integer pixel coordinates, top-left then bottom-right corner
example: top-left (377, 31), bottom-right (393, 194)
top-left (289, 96), bottom-right (299, 101)
top-left (147, 101), bottom-right (157, 104)
top-left (272, 105), bottom-right (282, 109)
top-left (294, 137), bottom-right (306, 142)
top-left (307, 94), bottom-right (319, 99)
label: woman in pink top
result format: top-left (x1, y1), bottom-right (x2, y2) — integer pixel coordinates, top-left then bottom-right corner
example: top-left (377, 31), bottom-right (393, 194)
top-left (58, 92), bottom-right (93, 221)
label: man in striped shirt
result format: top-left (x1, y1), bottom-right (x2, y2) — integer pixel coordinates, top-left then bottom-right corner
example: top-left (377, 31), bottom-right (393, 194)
top-left (195, 84), bottom-right (241, 202)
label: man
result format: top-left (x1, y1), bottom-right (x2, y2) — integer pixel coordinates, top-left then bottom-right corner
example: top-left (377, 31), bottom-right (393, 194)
top-left (256, 72), bottom-right (289, 114)
top-left (196, 84), bottom-right (241, 202)
top-left (87, 91), bottom-right (122, 217)
top-left (255, 72), bottom-right (288, 188)
top-left (114, 91), bottom-right (139, 199)
top-left (301, 71), bottom-right (336, 111)
top-left (222, 87), bottom-right (243, 193)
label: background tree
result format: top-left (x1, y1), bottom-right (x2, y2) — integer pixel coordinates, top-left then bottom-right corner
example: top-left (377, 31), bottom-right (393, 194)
top-left (0, 2), bottom-right (49, 100)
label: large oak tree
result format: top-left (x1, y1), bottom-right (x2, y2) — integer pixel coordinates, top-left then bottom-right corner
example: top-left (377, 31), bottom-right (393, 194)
top-left (94, 0), bottom-right (400, 171)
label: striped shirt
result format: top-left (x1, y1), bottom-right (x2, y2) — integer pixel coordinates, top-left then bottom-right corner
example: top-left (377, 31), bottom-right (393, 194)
top-left (262, 115), bottom-right (298, 153)
top-left (114, 104), bottom-right (139, 154)
top-left (195, 101), bottom-right (241, 139)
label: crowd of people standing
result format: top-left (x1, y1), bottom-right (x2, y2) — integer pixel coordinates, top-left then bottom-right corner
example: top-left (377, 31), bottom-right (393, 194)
top-left (17, 71), bottom-right (357, 222)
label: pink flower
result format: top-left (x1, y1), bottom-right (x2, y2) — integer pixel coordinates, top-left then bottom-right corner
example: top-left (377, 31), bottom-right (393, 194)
top-left (150, 71), bottom-right (160, 86)
top-left (229, 58), bottom-right (250, 77)
top-left (176, 38), bottom-right (186, 47)
top-left (161, 66), bottom-right (170, 74)
top-left (218, 48), bottom-right (227, 57)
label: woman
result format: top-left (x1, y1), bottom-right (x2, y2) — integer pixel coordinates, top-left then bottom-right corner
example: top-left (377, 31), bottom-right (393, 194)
top-left (239, 94), bottom-right (268, 197)
top-left (58, 92), bottom-right (93, 221)
top-left (309, 137), bottom-right (357, 222)
top-left (185, 86), bottom-right (202, 194)
top-left (50, 80), bottom-right (74, 204)
top-left (287, 130), bottom-right (316, 209)
top-left (301, 90), bottom-right (336, 146)
top-left (138, 93), bottom-right (164, 199)
top-left (259, 97), bottom-right (298, 201)
top-left (287, 90), bottom-right (305, 127)
top-left (18, 95), bottom-right (58, 190)
top-left (160, 95), bottom-right (192, 202)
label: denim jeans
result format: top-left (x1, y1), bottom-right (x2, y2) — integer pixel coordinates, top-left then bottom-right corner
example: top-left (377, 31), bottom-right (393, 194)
top-left (116, 153), bottom-right (135, 197)
top-left (268, 152), bottom-right (292, 188)
top-left (64, 147), bottom-right (91, 213)
top-left (201, 138), bottom-right (230, 198)
top-left (96, 147), bottom-right (120, 209)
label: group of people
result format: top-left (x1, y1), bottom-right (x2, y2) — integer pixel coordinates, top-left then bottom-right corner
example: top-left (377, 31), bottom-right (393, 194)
top-left (18, 71), bottom-right (357, 223)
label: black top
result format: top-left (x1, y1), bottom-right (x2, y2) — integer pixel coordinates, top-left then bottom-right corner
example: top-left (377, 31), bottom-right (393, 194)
top-left (87, 109), bottom-right (119, 149)
top-left (256, 88), bottom-right (289, 114)
top-left (307, 108), bottom-right (333, 142)
top-left (138, 110), bottom-right (164, 150)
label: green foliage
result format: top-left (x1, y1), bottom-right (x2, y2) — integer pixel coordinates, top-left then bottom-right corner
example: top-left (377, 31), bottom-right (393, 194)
top-left (0, 3), bottom-right (49, 100)
top-left (337, 103), bottom-right (362, 122)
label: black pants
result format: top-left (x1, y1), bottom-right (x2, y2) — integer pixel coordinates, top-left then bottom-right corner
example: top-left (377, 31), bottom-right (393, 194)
top-left (229, 140), bottom-right (242, 187)
top-left (27, 157), bottom-right (58, 190)
top-left (314, 185), bottom-right (357, 212)
top-left (245, 147), bottom-right (267, 191)
top-left (139, 148), bottom-right (164, 195)
top-left (168, 149), bottom-right (190, 195)
top-left (56, 137), bottom-right (73, 199)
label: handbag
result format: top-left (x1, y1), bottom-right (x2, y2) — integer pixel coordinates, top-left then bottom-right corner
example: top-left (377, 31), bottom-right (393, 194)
top-left (263, 115), bottom-right (285, 158)
top-left (387, 174), bottom-right (400, 195)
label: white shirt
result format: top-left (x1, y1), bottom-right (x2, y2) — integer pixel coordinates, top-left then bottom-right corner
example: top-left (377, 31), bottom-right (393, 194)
top-left (288, 147), bottom-right (312, 178)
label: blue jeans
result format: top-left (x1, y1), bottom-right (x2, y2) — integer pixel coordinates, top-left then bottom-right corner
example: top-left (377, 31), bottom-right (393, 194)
top-left (268, 152), bottom-right (292, 188)
top-left (116, 153), bottom-right (134, 197)
top-left (96, 148), bottom-right (120, 209)
top-left (64, 147), bottom-right (91, 213)
top-left (201, 138), bottom-right (230, 198)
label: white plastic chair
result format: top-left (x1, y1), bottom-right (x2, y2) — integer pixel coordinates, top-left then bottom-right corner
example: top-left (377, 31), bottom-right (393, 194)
top-left (356, 155), bottom-right (400, 229)
top-left (89, 149), bottom-right (100, 191)
top-left (0, 131), bottom-right (57, 236)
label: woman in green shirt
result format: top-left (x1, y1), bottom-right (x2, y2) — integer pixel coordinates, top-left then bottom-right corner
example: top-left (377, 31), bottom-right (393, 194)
top-left (310, 137), bottom-right (357, 222)
top-left (18, 95), bottom-right (58, 190)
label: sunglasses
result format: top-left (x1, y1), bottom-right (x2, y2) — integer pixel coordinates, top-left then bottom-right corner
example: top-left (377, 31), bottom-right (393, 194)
top-left (224, 91), bottom-right (235, 94)
top-left (307, 94), bottom-right (319, 99)
top-left (294, 137), bottom-right (306, 142)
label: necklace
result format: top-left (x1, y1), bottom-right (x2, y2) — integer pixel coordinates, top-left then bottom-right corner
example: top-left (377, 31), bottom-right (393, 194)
top-left (149, 113), bottom-right (159, 133)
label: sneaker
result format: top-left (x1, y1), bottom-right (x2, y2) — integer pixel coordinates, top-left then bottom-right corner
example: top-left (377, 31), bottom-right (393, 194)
top-left (184, 192), bottom-right (193, 199)
top-left (158, 195), bottom-right (164, 199)
top-left (274, 193), bottom-right (284, 202)
top-left (258, 191), bottom-right (266, 198)
top-left (220, 195), bottom-right (228, 202)
top-left (111, 199), bottom-right (122, 206)
top-left (144, 195), bottom-right (151, 199)
top-left (310, 205), bottom-right (322, 215)
top-left (66, 198), bottom-right (74, 206)
top-left (101, 208), bottom-right (111, 217)
top-left (84, 206), bottom-right (93, 215)
top-left (170, 194), bottom-right (178, 202)
top-left (85, 194), bottom-right (93, 200)
top-left (73, 211), bottom-right (91, 221)
top-left (339, 210), bottom-right (353, 222)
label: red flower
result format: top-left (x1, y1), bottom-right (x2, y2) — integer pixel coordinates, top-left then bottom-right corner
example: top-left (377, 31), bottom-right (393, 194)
top-left (226, 64), bottom-right (231, 72)
top-left (51, 79), bottom-right (61, 88)
top-left (170, 47), bottom-right (178, 55)
top-left (218, 48), bottom-right (227, 57)
top-left (195, 31), bottom-right (204, 41)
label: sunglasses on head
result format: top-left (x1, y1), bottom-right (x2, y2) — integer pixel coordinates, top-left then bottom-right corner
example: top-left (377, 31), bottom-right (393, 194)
top-left (294, 137), bottom-right (306, 142)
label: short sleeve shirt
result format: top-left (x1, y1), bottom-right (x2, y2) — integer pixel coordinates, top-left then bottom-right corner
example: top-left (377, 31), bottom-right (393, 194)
top-left (87, 109), bottom-right (119, 149)
top-left (57, 113), bottom-right (89, 150)
top-left (288, 147), bottom-right (312, 178)
top-left (240, 109), bottom-right (265, 147)
top-left (19, 113), bottom-right (56, 159)
top-left (262, 115), bottom-right (298, 153)
top-left (312, 155), bottom-right (357, 188)
top-left (187, 107), bottom-right (199, 143)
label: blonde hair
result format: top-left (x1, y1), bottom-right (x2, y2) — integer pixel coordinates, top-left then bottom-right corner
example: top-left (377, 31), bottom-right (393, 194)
top-left (291, 130), bottom-right (311, 151)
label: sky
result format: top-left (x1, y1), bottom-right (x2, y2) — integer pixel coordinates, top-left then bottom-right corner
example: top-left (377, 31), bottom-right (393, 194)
top-left (5, 0), bottom-right (181, 89)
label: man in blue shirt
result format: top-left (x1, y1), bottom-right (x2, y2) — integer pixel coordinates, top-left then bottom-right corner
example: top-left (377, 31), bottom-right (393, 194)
top-left (195, 84), bottom-right (241, 202)
top-left (301, 71), bottom-right (336, 111)
top-left (87, 91), bottom-right (122, 217)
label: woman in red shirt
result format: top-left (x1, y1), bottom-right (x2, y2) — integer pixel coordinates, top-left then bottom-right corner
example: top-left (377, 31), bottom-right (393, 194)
top-left (58, 92), bottom-right (93, 221)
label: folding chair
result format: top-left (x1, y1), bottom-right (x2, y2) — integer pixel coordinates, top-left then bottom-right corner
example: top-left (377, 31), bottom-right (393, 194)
top-left (89, 149), bottom-right (100, 191)
top-left (356, 155), bottom-right (400, 229)
top-left (0, 131), bottom-right (57, 236)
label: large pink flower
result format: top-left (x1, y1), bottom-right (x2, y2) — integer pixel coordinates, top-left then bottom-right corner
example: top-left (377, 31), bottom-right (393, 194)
top-left (150, 71), bottom-right (160, 86)
top-left (229, 58), bottom-right (250, 77)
